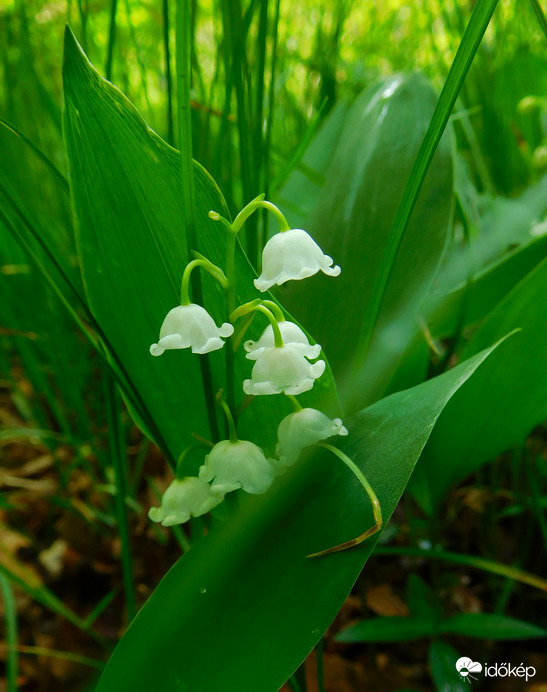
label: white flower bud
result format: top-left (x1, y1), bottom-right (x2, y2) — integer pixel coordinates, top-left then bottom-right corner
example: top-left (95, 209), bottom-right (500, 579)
top-left (244, 321), bottom-right (321, 361)
top-left (276, 408), bottom-right (348, 467)
top-left (254, 228), bottom-right (341, 292)
top-left (243, 346), bottom-right (325, 396)
top-left (148, 477), bottom-right (225, 527)
top-left (150, 304), bottom-right (234, 356)
top-left (199, 439), bottom-right (276, 495)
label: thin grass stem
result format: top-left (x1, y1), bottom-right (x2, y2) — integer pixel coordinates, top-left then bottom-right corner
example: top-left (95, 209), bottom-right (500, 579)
top-left (176, 0), bottom-right (219, 442)
top-left (0, 573), bottom-right (18, 692)
top-left (529, 0), bottom-right (547, 41)
top-left (105, 0), bottom-right (119, 81)
top-left (104, 374), bottom-right (136, 623)
top-left (2, 645), bottom-right (104, 671)
top-left (162, 0), bottom-right (174, 145)
top-left (350, 0), bottom-right (500, 411)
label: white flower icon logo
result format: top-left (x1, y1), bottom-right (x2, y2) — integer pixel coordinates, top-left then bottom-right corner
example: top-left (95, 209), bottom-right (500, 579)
top-left (456, 657), bottom-right (482, 682)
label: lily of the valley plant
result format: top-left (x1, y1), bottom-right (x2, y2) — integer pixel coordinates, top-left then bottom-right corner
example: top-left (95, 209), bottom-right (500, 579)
top-left (148, 196), bottom-right (381, 555)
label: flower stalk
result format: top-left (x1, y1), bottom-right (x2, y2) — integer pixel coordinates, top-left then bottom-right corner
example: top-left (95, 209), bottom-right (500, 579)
top-left (306, 443), bottom-right (383, 558)
top-left (216, 390), bottom-right (238, 443)
top-left (230, 194), bottom-right (290, 235)
top-left (180, 258), bottom-right (228, 305)
top-left (230, 300), bottom-right (284, 348)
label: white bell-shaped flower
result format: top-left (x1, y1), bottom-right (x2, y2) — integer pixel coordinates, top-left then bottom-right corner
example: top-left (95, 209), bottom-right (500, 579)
top-left (276, 408), bottom-right (348, 467)
top-left (148, 477), bottom-right (224, 527)
top-left (199, 439), bottom-right (276, 495)
top-left (243, 346), bottom-right (325, 396)
top-left (254, 228), bottom-right (341, 292)
top-left (150, 304), bottom-right (234, 356)
top-left (244, 321), bottom-right (321, 361)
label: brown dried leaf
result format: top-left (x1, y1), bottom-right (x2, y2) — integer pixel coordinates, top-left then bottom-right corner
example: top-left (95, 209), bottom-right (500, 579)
top-left (365, 584), bottom-right (409, 617)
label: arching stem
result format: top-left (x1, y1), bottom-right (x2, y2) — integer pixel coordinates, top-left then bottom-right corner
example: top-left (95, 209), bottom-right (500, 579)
top-left (286, 394), bottom-right (302, 412)
top-left (255, 305), bottom-right (284, 347)
top-left (261, 299), bottom-right (285, 322)
top-left (307, 443), bottom-right (383, 558)
top-left (175, 445), bottom-right (205, 480)
top-left (180, 258), bottom-right (228, 305)
top-left (216, 390), bottom-right (238, 443)
top-left (230, 301), bottom-right (284, 348)
top-left (232, 196), bottom-right (289, 235)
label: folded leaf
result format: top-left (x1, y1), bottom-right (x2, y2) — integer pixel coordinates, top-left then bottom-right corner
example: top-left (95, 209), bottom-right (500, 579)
top-left (412, 256), bottom-right (547, 513)
top-left (95, 341), bottom-right (503, 692)
top-left (280, 73), bottom-right (453, 410)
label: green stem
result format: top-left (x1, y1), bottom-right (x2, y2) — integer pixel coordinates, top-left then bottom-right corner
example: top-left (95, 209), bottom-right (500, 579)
top-left (230, 299), bottom-right (262, 322)
top-left (104, 375), bottom-right (136, 623)
top-left (306, 443), bottom-right (382, 558)
top-left (231, 195), bottom-right (290, 235)
top-left (208, 209), bottom-right (233, 230)
top-left (320, 443), bottom-right (382, 528)
top-left (0, 573), bottom-right (18, 692)
top-left (352, 0), bottom-right (499, 400)
top-left (261, 299), bottom-right (285, 322)
top-left (175, 445), bottom-right (203, 480)
top-left (225, 234), bottom-right (237, 316)
top-left (373, 547), bottom-right (547, 592)
top-left (529, 0), bottom-right (547, 41)
top-left (176, 0), bottom-right (219, 443)
top-left (0, 556), bottom-right (108, 649)
top-left (216, 392), bottom-right (238, 442)
top-left (180, 258), bottom-right (228, 305)
top-left (176, 0), bottom-right (194, 228)
top-left (105, 0), bottom-right (118, 81)
top-left (255, 305), bottom-right (283, 347)
top-left (286, 394), bottom-right (303, 412)
top-left (225, 230), bottom-right (237, 409)
top-left (162, 0), bottom-right (174, 145)
top-left (230, 301), bottom-right (284, 348)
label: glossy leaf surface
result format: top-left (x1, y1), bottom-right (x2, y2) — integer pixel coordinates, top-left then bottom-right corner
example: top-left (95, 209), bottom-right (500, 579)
top-left (413, 256), bottom-right (547, 513)
top-left (279, 73), bottom-right (453, 409)
top-left (95, 343), bottom-right (501, 692)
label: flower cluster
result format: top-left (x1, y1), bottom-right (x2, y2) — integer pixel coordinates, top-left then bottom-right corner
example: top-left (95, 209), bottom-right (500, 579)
top-left (148, 198), bottom-right (346, 528)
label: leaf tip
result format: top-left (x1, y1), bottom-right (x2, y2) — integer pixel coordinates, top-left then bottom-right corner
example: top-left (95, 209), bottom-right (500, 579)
top-left (63, 23), bottom-right (80, 60)
top-left (63, 23), bottom-right (94, 82)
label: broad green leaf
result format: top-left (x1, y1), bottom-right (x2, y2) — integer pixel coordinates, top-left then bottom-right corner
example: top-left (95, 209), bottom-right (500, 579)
top-left (412, 255), bottom-right (547, 513)
top-left (336, 612), bottom-right (547, 644)
top-left (429, 642), bottom-right (467, 692)
top-left (274, 101), bottom-right (350, 229)
top-left (63, 28), bottom-right (210, 455)
top-left (427, 232), bottom-right (547, 338)
top-left (280, 0), bottom-right (500, 413)
top-left (336, 617), bottom-right (436, 643)
top-left (280, 73), bottom-right (453, 410)
top-left (439, 614), bottom-right (547, 640)
top-left (95, 341), bottom-right (502, 692)
top-left (431, 172), bottom-right (547, 305)
top-left (62, 27), bottom-right (337, 463)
